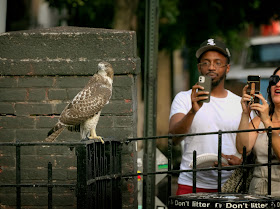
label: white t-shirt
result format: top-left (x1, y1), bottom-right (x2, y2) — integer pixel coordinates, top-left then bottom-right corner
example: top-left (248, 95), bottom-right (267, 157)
top-left (169, 89), bottom-right (242, 189)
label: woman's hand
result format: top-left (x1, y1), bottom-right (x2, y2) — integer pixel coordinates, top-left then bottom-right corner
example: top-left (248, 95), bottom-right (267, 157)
top-left (250, 94), bottom-right (270, 124)
top-left (213, 154), bottom-right (242, 167)
top-left (222, 154), bottom-right (242, 165)
top-left (241, 84), bottom-right (252, 114)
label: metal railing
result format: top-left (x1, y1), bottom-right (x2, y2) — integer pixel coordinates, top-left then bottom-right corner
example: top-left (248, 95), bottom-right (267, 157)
top-left (125, 126), bottom-right (280, 208)
top-left (0, 139), bottom-right (122, 209)
top-left (1, 127), bottom-right (280, 208)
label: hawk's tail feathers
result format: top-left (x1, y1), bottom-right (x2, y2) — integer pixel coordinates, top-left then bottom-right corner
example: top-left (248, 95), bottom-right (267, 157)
top-left (45, 123), bottom-right (65, 142)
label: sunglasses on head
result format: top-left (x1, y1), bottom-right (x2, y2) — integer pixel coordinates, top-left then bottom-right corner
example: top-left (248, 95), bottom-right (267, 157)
top-left (269, 75), bottom-right (280, 86)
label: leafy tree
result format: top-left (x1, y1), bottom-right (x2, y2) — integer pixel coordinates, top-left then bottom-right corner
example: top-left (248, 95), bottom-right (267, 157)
top-left (174, 0), bottom-right (280, 85)
top-left (46, 0), bottom-right (115, 28)
top-left (44, 0), bottom-right (280, 86)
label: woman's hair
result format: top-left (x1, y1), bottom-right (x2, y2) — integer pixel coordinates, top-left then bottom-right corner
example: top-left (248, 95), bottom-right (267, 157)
top-left (268, 66), bottom-right (280, 117)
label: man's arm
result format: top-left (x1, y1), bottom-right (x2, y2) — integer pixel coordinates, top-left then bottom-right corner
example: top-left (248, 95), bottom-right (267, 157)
top-left (169, 84), bottom-right (208, 145)
top-left (169, 110), bottom-right (196, 145)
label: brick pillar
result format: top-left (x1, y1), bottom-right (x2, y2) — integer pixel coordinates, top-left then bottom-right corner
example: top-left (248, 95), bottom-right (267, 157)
top-left (0, 26), bottom-right (140, 209)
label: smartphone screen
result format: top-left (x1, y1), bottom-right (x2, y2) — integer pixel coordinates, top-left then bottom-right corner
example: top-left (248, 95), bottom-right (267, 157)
top-left (247, 75), bottom-right (260, 103)
top-left (198, 75), bottom-right (212, 103)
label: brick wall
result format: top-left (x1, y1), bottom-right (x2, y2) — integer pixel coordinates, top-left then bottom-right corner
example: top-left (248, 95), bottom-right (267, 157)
top-left (0, 26), bottom-right (140, 208)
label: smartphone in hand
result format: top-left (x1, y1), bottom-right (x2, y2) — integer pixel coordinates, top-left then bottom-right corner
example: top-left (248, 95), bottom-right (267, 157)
top-left (247, 75), bottom-right (260, 103)
top-left (198, 75), bottom-right (212, 103)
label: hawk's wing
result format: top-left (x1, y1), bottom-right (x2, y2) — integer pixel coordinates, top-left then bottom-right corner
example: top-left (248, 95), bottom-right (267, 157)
top-left (59, 74), bottom-right (112, 126)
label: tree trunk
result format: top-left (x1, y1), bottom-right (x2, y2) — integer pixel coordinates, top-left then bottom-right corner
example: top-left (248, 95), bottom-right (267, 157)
top-left (113, 0), bottom-right (139, 30)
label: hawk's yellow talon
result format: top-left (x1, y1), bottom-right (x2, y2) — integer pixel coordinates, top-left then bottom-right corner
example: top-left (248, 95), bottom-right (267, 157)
top-left (88, 135), bottom-right (104, 144)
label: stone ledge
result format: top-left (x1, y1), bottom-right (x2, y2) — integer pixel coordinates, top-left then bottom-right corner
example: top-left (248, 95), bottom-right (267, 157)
top-left (0, 58), bottom-right (140, 75)
top-left (0, 26), bottom-right (137, 59)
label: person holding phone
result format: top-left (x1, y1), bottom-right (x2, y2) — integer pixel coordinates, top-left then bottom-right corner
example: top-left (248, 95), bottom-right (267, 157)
top-left (236, 67), bottom-right (280, 197)
top-left (169, 38), bottom-right (243, 195)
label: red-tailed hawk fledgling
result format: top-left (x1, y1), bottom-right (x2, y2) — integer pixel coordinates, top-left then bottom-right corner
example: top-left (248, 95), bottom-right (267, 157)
top-left (45, 61), bottom-right (114, 143)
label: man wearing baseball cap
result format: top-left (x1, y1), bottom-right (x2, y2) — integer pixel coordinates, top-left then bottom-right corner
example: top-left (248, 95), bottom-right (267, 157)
top-left (169, 38), bottom-right (242, 194)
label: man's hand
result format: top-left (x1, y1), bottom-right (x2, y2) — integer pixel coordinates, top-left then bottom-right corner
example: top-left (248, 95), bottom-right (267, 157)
top-left (191, 83), bottom-right (209, 113)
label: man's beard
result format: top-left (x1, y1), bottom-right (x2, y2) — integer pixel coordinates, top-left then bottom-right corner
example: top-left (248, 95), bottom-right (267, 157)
top-left (211, 70), bottom-right (227, 88)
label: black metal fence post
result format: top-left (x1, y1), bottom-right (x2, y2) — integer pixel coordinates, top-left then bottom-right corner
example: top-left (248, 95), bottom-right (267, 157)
top-left (16, 140), bottom-right (21, 209)
top-left (192, 150), bottom-right (197, 193)
top-left (76, 144), bottom-right (87, 209)
top-left (242, 146), bottom-right (247, 193)
top-left (167, 137), bottom-right (172, 198)
top-left (267, 126), bottom-right (272, 196)
top-left (217, 130), bottom-right (222, 192)
top-left (48, 162), bottom-right (53, 209)
top-left (109, 140), bottom-right (122, 208)
top-left (109, 141), bottom-right (114, 209)
top-left (116, 141), bottom-right (122, 208)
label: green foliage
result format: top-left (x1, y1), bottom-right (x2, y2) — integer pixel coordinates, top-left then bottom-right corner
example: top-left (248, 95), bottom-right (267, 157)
top-left (46, 0), bottom-right (114, 28)
top-left (41, 0), bottom-right (280, 92)
top-left (44, 0), bottom-right (280, 54)
top-left (158, 0), bottom-right (182, 50)
top-left (136, 0), bottom-right (184, 53)
top-left (6, 0), bottom-right (32, 31)
top-left (43, 0), bottom-right (280, 89)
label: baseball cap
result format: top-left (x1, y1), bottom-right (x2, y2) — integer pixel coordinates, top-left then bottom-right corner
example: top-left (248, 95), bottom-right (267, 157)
top-left (196, 38), bottom-right (231, 61)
